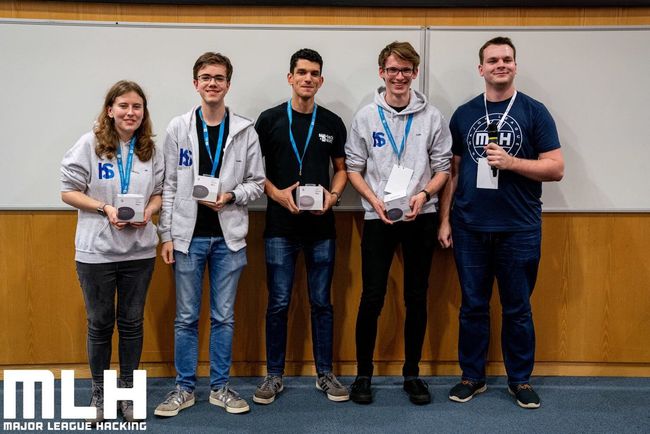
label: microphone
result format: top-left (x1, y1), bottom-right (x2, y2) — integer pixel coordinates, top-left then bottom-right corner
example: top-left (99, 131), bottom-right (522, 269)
top-left (487, 122), bottom-right (498, 177)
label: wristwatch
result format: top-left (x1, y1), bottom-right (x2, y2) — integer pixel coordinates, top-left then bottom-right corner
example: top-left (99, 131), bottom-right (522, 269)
top-left (96, 203), bottom-right (107, 217)
top-left (420, 189), bottom-right (431, 202)
top-left (227, 191), bottom-right (237, 204)
top-left (331, 191), bottom-right (341, 207)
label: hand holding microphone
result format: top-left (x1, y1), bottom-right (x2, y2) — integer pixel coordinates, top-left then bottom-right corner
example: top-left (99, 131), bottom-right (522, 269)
top-left (487, 122), bottom-right (499, 177)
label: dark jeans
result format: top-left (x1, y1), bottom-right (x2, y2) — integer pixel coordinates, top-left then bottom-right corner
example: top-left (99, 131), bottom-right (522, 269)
top-left (452, 225), bottom-right (541, 385)
top-left (356, 213), bottom-right (437, 378)
top-left (76, 258), bottom-right (155, 385)
top-left (265, 237), bottom-right (335, 376)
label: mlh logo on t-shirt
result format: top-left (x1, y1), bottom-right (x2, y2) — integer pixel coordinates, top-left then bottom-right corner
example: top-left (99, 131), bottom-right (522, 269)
top-left (474, 130), bottom-right (514, 148)
top-left (372, 131), bottom-right (386, 148)
top-left (179, 148), bottom-right (193, 167)
top-left (467, 114), bottom-right (522, 163)
top-left (319, 133), bottom-right (334, 144)
top-left (98, 163), bottom-right (115, 179)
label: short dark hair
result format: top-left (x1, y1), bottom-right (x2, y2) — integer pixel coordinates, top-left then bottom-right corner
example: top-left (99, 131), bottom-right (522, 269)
top-left (289, 48), bottom-right (323, 74)
top-left (479, 36), bottom-right (516, 64)
top-left (193, 52), bottom-right (233, 82)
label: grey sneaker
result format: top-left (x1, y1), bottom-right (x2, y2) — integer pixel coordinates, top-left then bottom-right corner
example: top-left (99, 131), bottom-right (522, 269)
top-left (316, 373), bottom-right (350, 402)
top-left (119, 400), bottom-right (135, 422)
top-left (86, 383), bottom-right (104, 425)
top-left (118, 379), bottom-right (140, 422)
top-left (210, 384), bottom-right (250, 414)
top-left (154, 386), bottom-right (195, 417)
top-left (253, 375), bottom-right (284, 404)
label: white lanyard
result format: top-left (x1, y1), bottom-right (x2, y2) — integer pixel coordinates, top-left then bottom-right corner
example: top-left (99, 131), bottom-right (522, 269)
top-left (484, 90), bottom-right (517, 129)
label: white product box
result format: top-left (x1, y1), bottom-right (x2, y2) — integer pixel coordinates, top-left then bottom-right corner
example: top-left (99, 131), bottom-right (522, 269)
top-left (192, 176), bottom-right (220, 202)
top-left (115, 194), bottom-right (145, 222)
top-left (383, 191), bottom-right (410, 222)
top-left (296, 185), bottom-right (324, 211)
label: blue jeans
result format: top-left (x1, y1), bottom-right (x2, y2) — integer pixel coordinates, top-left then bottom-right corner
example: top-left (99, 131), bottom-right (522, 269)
top-left (452, 225), bottom-right (541, 385)
top-left (173, 237), bottom-right (247, 391)
top-left (265, 237), bottom-right (335, 376)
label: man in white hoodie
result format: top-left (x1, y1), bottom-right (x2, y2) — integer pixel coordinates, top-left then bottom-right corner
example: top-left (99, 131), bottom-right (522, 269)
top-left (345, 41), bottom-right (452, 405)
top-left (155, 52), bottom-right (265, 417)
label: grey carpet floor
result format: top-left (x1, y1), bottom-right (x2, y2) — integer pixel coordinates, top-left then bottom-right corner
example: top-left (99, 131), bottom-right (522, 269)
top-left (2, 376), bottom-right (649, 433)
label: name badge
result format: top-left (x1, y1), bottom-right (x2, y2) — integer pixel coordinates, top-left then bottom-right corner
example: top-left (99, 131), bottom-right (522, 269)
top-left (476, 158), bottom-right (499, 190)
top-left (385, 164), bottom-right (413, 194)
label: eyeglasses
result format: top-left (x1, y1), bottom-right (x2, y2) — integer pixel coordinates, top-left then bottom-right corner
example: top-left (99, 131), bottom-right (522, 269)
top-left (383, 67), bottom-right (414, 77)
top-left (197, 74), bottom-right (227, 84)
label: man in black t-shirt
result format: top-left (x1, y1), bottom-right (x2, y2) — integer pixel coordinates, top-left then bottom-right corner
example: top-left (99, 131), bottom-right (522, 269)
top-left (253, 48), bottom-right (349, 404)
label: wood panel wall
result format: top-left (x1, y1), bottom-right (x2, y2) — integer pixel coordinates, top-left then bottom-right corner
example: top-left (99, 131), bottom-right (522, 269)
top-left (1, 1), bottom-right (649, 378)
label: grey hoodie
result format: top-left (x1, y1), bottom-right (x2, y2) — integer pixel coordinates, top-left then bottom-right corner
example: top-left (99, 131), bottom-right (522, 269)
top-left (345, 87), bottom-right (452, 220)
top-left (158, 107), bottom-right (265, 253)
top-left (60, 132), bottom-right (164, 263)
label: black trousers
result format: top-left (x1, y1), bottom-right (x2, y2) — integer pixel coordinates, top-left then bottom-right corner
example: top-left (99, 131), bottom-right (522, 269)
top-left (355, 213), bottom-right (437, 378)
top-left (76, 258), bottom-right (155, 385)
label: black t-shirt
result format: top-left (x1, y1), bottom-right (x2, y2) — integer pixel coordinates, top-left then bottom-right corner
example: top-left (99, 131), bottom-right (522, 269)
top-left (255, 102), bottom-right (347, 240)
top-left (193, 108), bottom-right (229, 238)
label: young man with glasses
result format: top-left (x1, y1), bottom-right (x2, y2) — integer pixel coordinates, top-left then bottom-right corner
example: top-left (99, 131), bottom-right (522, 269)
top-left (252, 48), bottom-right (349, 405)
top-left (155, 52), bottom-right (265, 416)
top-left (345, 41), bottom-right (452, 405)
top-left (438, 36), bottom-right (563, 409)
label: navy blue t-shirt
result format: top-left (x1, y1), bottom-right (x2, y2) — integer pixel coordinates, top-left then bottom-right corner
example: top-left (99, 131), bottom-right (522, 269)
top-left (449, 92), bottom-right (561, 231)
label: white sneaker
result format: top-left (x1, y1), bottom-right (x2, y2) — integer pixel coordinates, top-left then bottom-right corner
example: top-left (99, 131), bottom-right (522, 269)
top-left (210, 384), bottom-right (250, 414)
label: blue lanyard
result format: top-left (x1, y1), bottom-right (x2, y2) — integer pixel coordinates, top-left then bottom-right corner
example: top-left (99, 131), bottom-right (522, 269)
top-left (116, 136), bottom-right (136, 194)
top-left (287, 100), bottom-right (317, 176)
top-left (197, 107), bottom-right (227, 178)
top-left (377, 106), bottom-right (413, 164)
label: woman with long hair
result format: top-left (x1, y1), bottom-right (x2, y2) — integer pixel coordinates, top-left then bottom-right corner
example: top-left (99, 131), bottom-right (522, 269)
top-left (60, 80), bottom-right (163, 423)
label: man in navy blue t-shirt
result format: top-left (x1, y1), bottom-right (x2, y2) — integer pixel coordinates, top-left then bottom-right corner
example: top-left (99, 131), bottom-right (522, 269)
top-left (438, 36), bottom-right (564, 409)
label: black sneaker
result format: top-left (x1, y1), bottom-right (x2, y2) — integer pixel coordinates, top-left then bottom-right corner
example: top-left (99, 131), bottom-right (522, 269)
top-left (449, 380), bottom-right (487, 403)
top-left (350, 377), bottom-right (372, 404)
top-left (403, 378), bottom-right (431, 405)
top-left (508, 384), bottom-right (541, 409)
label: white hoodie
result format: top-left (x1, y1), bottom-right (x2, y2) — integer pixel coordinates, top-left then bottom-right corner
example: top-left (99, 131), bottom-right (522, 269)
top-left (345, 87), bottom-right (452, 220)
top-left (60, 132), bottom-right (164, 263)
top-left (158, 107), bottom-right (265, 253)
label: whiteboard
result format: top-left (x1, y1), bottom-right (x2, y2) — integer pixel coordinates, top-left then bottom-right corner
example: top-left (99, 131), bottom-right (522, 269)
top-left (426, 27), bottom-right (650, 211)
top-left (0, 20), bottom-right (423, 209)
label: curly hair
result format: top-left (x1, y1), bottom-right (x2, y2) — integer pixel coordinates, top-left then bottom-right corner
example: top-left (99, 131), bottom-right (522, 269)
top-left (94, 80), bottom-right (155, 162)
